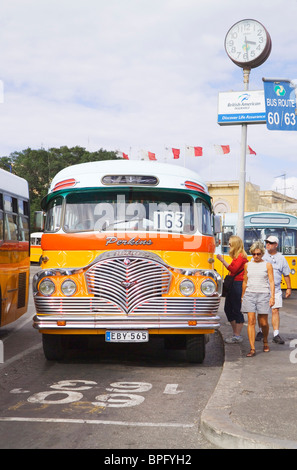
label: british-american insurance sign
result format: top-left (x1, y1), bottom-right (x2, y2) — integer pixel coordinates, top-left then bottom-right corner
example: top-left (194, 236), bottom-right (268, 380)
top-left (218, 90), bottom-right (266, 125)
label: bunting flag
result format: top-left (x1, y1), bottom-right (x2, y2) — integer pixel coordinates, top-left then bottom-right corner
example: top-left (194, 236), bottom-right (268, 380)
top-left (117, 151), bottom-right (129, 160)
top-left (140, 150), bottom-right (157, 161)
top-left (185, 145), bottom-right (203, 157)
top-left (115, 144), bottom-right (256, 161)
top-left (214, 144), bottom-right (230, 155)
top-left (172, 148), bottom-right (180, 159)
top-left (247, 145), bottom-right (256, 155)
top-left (148, 151), bottom-right (156, 161)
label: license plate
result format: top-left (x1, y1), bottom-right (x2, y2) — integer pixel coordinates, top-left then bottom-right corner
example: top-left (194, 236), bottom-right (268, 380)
top-left (105, 330), bottom-right (149, 343)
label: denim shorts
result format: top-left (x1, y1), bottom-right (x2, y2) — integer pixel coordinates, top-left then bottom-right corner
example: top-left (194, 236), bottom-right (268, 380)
top-left (241, 291), bottom-right (272, 314)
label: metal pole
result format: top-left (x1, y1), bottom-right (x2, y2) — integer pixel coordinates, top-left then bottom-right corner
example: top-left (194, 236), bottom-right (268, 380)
top-left (237, 68), bottom-right (250, 240)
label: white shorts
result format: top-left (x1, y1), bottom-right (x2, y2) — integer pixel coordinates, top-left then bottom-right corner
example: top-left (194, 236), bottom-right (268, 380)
top-left (273, 291), bottom-right (283, 309)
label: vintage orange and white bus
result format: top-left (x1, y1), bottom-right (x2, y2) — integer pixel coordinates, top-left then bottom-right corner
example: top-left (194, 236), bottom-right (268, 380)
top-left (33, 160), bottom-right (222, 362)
top-left (0, 168), bottom-right (30, 327)
top-left (30, 232), bottom-right (43, 263)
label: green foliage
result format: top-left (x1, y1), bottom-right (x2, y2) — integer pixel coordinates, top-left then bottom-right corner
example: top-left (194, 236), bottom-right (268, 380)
top-left (0, 146), bottom-right (119, 226)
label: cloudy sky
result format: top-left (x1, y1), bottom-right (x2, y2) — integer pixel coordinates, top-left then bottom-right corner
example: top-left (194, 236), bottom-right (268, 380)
top-left (1, 0), bottom-right (297, 197)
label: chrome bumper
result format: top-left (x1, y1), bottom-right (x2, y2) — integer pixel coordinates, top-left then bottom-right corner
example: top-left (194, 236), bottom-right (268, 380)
top-left (33, 296), bottom-right (221, 331)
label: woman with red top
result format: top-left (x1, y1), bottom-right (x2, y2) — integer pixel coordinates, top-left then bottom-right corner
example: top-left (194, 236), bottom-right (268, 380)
top-left (217, 235), bottom-right (248, 343)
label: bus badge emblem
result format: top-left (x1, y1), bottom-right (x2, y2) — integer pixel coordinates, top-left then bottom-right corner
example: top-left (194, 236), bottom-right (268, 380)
top-left (121, 280), bottom-right (137, 289)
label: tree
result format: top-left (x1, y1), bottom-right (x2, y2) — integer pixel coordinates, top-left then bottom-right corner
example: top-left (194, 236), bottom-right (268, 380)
top-left (0, 146), bottom-right (119, 225)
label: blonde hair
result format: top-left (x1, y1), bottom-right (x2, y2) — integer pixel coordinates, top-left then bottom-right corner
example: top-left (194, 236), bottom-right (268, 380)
top-left (249, 241), bottom-right (265, 255)
top-left (229, 235), bottom-right (247, 260)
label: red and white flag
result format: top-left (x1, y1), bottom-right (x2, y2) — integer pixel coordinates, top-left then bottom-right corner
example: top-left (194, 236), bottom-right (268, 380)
top-left (214, 144), bottom-right (230, 155)
top-left (185, 145), bottom-right (203, 157)
top-left (148, 151), bottom-right (156, 161)
top-left (171, 148), bottom-right (180, 159)
top-left (117, 151), bottom-right (129, 160)
top-left (247, 145), bottom-right (256, 155)
top-left (140, 150), bottom-right (157, 161)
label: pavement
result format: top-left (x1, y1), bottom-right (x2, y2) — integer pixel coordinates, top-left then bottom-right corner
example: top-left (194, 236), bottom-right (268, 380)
top-left (201, 291), bottom-right (297, 449)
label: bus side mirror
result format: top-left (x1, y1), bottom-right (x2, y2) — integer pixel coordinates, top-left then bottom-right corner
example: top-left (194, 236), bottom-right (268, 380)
top-left (34, 211), bottom-right (45, 231)
top-left (214, 215), bottom-right (222, 235)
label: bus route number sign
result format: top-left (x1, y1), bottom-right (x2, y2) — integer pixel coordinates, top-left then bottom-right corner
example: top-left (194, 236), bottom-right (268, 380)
top-left (263, 79), bottom-right (297, 131)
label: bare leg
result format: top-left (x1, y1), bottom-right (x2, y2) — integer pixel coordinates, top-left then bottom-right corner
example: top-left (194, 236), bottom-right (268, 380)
top-left (247, 312), bottom-right (256, 356)
top-left (259, 314), bottom-right (270, 352)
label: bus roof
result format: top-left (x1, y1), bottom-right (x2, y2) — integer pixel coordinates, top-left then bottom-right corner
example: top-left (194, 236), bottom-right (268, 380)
top-left (47, 160), bottom-right (209, 195)
top-left (221, 211), bottom-right (297, 227)
top-left (0, 168), bottom-right (29, 199)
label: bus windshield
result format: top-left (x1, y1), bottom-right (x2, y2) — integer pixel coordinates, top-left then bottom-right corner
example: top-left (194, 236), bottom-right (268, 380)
top-left (244, 227), bottom-right (297, 255)
top-left (44, 189), bottom-right (213, 236)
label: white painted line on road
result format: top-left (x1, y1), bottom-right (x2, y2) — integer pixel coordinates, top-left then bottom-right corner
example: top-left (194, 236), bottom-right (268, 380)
top-left (2, 316), bottom-right (33, 343)
top-left (0, 343), bottom-right (41, 371)
top-left (0, 416), bottom-right (195, 428)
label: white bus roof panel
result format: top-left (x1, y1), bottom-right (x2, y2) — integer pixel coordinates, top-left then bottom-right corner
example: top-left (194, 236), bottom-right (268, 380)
top-left (48, 160), bottom-right (209, 195)
top-left (0, 168), bottom-right (29, 199)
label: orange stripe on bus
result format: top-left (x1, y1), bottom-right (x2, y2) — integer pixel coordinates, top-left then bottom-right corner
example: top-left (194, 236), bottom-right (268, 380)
top-left (41, 233), bottom-right (215, 252)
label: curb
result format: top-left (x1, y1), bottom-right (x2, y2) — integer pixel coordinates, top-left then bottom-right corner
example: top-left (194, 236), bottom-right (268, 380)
top-left (200, 330), bottom-right (297, 449)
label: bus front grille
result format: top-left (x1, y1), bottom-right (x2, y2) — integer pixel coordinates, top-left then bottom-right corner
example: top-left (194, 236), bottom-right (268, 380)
top-left (85, 256), bottom-right (172, 314)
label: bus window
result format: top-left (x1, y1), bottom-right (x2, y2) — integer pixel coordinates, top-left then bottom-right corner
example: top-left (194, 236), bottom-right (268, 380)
top-left (62, 190), bottom-right (197, 235)
top-left (5, 213), bottom-right (18, 240)
top-left (222, 225), bottom-right (235, 254)
top-left (19, 215), bottom-right (29, 242)
top-left (196, 201), bottom-right (213, 235)
top-left (44, 197), bottom-right (63, 232)
top-left (244, 228), bottom-right (262, 252)
top-left (282, 230), bottom-right (296, 255)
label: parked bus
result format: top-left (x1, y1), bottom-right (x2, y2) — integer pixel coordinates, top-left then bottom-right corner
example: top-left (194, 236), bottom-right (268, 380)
top-left (215, 211), bottom-right (297, 289)
top-left (0, 168), bottom-right (30, 326)
top-left (33, 160), bottom-right (222, 362)
top-left (30, 232), bottom-right (43, 263)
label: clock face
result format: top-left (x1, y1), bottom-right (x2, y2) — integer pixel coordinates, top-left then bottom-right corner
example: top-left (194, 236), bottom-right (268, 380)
top-left (225, 19), bottom-right (271, 68)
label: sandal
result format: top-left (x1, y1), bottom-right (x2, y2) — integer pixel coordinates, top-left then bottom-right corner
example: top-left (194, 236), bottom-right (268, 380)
top-left (246, 349), bottom-right (256, 357)
top-left (263, 343), bottom-right (270, 353)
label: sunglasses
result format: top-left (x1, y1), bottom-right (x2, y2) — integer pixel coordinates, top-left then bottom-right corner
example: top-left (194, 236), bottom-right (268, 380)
top-left (266, 241), bottom-right (276, 244)
top-left (252, 252), bottom-right (262, 257)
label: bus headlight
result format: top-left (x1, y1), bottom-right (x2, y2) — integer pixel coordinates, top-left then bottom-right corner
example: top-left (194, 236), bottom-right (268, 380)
top-left (201, 279), bottom-right (216, 296)
top-left (39, 279), bottom-right (55, 296)
top-left (179, 279), bottom-right (195, 296)
top-left (61, 279), bottom-right (77, 296)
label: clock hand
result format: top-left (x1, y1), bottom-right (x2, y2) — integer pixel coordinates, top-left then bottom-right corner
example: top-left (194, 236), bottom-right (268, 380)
top-left (244, 36), bottom-right (249, 59)
top-left (246, 40), bottom-right (256, 45)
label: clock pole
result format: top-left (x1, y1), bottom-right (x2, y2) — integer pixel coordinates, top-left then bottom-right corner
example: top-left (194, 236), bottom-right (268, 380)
top-left (237, 68), bottom-right (250, 240)
top-left (224, 19), bottom-right (271, 241)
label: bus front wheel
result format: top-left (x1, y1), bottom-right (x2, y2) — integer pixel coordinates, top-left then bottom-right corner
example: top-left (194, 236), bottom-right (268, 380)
top-left (42, 334), bottom-right (66, 361)
top-left (186, 335), bottom-right (205, 363)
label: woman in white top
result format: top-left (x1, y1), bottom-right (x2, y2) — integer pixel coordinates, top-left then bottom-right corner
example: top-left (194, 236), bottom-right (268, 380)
top-left (241, 241), bottom-right (275, 357)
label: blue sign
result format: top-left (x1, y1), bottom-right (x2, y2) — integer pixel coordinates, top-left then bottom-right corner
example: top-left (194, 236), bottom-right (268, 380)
top-left (263, 79), bottom-right (297, 130)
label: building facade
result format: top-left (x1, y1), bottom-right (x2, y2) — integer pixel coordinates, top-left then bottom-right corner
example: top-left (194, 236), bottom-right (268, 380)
top-left (207, 181), bottom-right (297, 215)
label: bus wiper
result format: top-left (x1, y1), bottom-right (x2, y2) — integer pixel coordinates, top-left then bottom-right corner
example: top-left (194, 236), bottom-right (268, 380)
top-left (101, 217), bottom-right (152, 231)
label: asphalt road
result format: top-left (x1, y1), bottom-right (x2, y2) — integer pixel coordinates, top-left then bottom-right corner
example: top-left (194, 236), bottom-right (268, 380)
top-left (0, 266), bottom-right (224, 450)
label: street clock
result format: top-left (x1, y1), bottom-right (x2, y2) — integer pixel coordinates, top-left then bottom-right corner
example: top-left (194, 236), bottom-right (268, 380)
top-left (225, 19), bottom-right (271, 68)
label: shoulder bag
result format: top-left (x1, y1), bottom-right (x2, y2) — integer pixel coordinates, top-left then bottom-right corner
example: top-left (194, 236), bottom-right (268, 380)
top-left (222, 268), bottom-right (244, 298)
